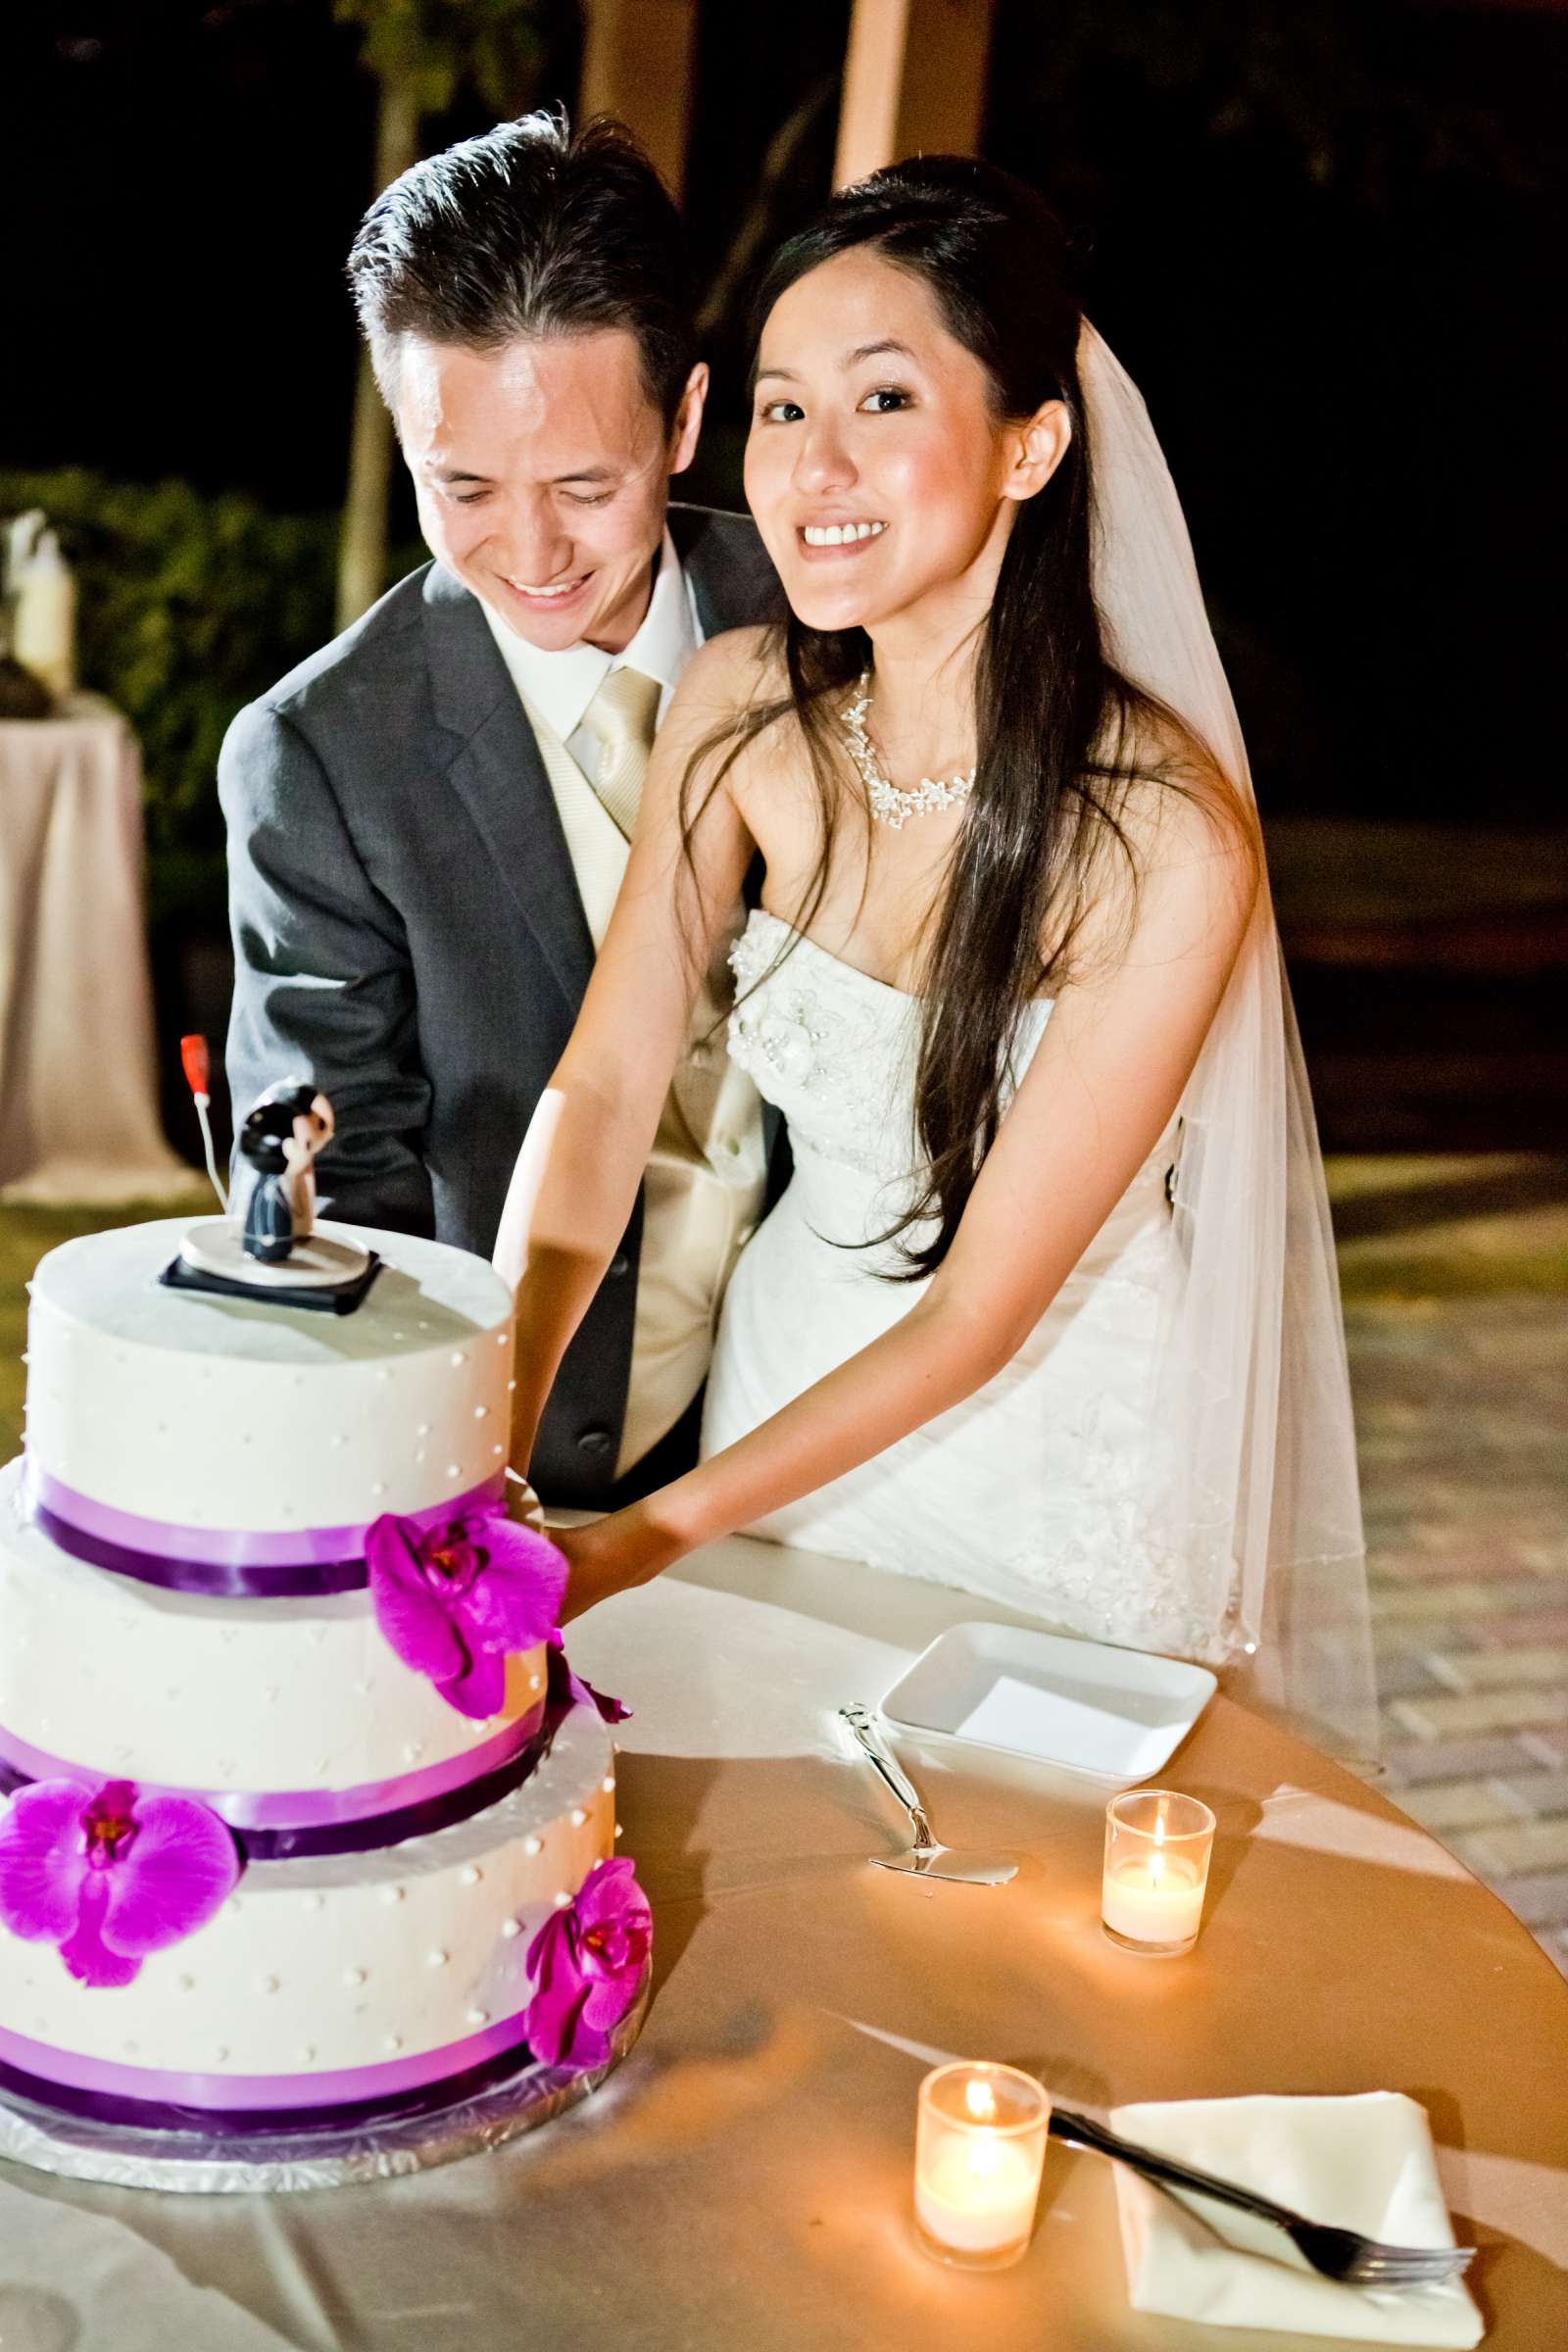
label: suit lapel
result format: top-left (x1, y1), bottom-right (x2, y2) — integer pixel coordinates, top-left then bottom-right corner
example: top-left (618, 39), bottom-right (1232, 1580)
top-left (422, 565), bottom-right (593, 1016)
top-left (670, 505), bottom-right (785, 642)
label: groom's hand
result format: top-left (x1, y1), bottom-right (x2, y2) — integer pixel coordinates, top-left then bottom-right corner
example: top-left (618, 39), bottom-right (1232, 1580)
top-left (501, 1472), bottom-right (546, 1534)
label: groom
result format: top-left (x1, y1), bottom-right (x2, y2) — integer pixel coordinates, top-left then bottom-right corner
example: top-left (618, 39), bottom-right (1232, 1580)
top-left (220, 115), bottom-right (780, 1505)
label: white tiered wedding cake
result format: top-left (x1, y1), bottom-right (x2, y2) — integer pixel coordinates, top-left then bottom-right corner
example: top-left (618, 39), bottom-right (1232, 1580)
top-left (0, 1217), bottom-right (646, 2145)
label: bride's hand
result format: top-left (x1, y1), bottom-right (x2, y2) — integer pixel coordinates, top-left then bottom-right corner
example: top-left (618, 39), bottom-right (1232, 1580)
top-left (550, 1507), bottom-right (673, 1624)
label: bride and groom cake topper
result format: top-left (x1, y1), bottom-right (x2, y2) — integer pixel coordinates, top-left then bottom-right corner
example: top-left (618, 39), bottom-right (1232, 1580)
top-left (211, 108), bottom-right (1375, 1754)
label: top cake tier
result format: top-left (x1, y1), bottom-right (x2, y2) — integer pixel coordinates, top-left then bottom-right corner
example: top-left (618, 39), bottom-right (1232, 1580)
top-left (25, 1219), bottom-right (514, 1534)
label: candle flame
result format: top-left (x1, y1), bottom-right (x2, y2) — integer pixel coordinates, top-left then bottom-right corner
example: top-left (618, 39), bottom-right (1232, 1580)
top-left (964, 2076), bottom-right (999, 2124)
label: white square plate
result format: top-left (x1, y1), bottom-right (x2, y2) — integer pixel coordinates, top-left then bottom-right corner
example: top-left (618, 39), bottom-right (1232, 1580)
top-left (879, 1622), bottom-right (1216, 1787)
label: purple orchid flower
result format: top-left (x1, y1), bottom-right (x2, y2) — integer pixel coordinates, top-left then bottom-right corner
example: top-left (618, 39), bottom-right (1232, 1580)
top-left (547, 1629), bottom-right (631, 1727)
top-left (365, 1504), bottom-right (568, 1721)
top-left (524, 1856), bottom-right (652, 2070)
top-left (0, 1778), bottom-right (240, 1988)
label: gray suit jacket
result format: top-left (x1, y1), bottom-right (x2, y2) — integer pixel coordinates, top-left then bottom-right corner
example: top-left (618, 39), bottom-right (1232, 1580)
top-left (220, 505), bottom-right (781, 1502)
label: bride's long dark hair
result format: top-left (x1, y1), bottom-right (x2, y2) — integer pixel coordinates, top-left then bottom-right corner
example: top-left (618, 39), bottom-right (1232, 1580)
top-left (687, 156), bottom-right (1182, 1279)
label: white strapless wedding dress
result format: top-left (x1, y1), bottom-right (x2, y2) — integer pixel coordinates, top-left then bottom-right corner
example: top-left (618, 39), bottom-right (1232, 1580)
top-left (701, 908), bottom-right (1224, 1662)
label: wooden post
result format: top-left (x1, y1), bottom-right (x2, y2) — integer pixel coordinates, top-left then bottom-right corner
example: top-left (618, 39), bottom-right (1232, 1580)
top-left (577, 0), bottom-right (700, 201)
top-left (834, 0), bottom-right (998, 188)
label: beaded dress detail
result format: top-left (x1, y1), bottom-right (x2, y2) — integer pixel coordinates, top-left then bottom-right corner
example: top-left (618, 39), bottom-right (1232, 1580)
top-left (703, 909), bottom-right (1227, 1665)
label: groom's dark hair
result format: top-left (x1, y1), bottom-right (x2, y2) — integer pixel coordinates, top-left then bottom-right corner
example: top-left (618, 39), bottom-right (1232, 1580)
top-left (348, 111), bottom-right (696, 428)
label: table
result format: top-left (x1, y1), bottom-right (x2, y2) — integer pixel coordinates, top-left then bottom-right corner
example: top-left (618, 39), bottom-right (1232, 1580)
top-left (7, 1537), bottom-right (1567, 2348)
top-left (0, 695), bottom-right (191, 1201)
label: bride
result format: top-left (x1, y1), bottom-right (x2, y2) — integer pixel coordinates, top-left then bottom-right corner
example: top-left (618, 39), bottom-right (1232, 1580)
top-left (494, 157), bottom-right (1376, 1757)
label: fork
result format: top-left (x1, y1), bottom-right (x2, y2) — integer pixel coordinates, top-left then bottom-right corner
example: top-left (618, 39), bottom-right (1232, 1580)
top-left (1049, 2105), bottom-right (1475, 2288)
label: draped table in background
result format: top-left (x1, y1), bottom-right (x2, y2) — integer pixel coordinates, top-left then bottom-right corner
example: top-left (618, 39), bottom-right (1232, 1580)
top-left (5, 1536), bottom-right (1565, 2349)
top-left (0, 696), bottom-right (191, 1201)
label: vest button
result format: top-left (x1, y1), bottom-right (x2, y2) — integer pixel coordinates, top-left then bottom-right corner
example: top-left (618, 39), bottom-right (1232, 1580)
top-left (608, 1251), bottom-right (630, 1279)
top-left (577, 1427), bottom-right (614, 1458)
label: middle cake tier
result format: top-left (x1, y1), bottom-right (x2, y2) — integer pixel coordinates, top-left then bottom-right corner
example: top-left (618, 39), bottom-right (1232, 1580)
top-left (0, 1460), bottom-right (546, 1807)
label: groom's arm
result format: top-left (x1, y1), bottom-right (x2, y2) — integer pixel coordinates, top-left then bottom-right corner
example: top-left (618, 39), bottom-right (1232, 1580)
top-left (220, 698), bottom-right (435, 1238)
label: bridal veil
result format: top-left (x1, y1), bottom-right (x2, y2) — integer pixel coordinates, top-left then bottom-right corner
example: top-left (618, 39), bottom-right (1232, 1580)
top-left (1080, 326), bottom-right (1379, 1762)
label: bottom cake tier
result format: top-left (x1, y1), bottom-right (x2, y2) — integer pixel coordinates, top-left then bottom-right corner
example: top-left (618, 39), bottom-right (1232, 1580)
top-left (0, 1695), bottom-right (615, 2133)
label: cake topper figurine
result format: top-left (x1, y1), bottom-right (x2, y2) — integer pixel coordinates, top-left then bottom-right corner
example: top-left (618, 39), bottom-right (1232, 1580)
top-left (232, 1080), bottom-right (334, 1262)
top-left (170, 1045), bottom-right (376, 1306)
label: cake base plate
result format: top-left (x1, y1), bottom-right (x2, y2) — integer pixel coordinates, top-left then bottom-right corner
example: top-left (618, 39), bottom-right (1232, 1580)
top-left (0, 1974), bottom-right (649, 2195)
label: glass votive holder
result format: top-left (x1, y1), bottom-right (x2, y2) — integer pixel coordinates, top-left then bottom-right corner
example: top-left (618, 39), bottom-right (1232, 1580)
top-left (913, 2061), bottom-right (1051, 2271)
top-left (1102, 1789), bottom-right (1216, 1957)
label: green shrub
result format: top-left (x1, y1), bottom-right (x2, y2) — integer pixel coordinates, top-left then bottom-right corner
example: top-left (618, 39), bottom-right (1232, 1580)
top-left (0, 471), bottom-right (349, 925)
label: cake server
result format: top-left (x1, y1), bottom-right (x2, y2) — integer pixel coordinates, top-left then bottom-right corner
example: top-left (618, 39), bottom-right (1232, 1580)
top-left (839, 1704), bottom-right (1018, 1886)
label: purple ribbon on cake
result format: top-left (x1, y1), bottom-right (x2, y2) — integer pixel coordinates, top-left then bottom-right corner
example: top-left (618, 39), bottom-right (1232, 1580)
top-left (25, 1459), bottom-right (508, 1597)
top-left (0, 1703), bottom-right (550, 1859)
top-left (0, 2011), bottom-right (541, 2131)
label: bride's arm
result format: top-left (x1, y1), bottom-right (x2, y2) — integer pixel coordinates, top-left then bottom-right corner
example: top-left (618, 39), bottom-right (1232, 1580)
top-left (492, 632), bottom-right (762, 1472)
top-left (559, 768), bottom-right (1262, 1612)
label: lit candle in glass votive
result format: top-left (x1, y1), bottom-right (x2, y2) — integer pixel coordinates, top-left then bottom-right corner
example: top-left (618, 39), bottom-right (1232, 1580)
top-left (1102, 1789), bottom-right (1216, 1957)
top-left (913, 2062), bottom-right (1051, 2270)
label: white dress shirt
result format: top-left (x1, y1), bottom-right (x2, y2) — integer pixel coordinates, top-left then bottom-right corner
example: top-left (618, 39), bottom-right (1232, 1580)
top-left (482, 531), bottom-right (767, 1475)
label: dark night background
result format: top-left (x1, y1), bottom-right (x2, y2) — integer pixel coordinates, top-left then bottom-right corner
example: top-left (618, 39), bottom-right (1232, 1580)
top-left (6, 0), bottom-right (1565, 1154)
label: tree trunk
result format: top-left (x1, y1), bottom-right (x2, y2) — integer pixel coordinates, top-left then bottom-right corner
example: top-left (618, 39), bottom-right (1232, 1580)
top-left (336, 71), bottom-right (421, 634)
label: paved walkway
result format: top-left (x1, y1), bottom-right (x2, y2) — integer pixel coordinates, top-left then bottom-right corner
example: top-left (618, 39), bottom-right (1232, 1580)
top-left (2, 1160), bottom-right (1565, 1969)
top-left (1334, 1154), bottom-right (1568, 1975)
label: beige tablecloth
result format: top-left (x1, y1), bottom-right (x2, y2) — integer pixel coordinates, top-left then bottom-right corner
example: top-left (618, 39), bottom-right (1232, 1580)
top-left (6, 1537), bottom-right (1566, 2348)
top-left (0, 697), bottom-right (191, 1201)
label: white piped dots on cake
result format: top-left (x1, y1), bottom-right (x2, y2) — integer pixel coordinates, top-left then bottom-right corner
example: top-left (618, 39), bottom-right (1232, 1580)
top-left (569, 1807), bottom-right (588, 1829)
top-left (259, 1974), bottom-right (280, 1994)
top-left (450, 1352), bottom-right (466, 1369)
top-left (500, 1919), bottom-right (521, 1941)
top-left (426, 1949), bottom-right (449, 1969)
top-left (460, 1865), bottom-right (481, 1886)
top-left (381, 1885), bottom-right (406, 1905)
top-left (522, 1835), bottom-right (543, 1857)
top-left (384, 2034), bottom-right (403, 2054)
top-left (344, 1966), bottom-right (368, 1987)
top-left (466, 2007), bottom-right (490, 2028)
top-left (553, 1889), bottom-right (572, 1910)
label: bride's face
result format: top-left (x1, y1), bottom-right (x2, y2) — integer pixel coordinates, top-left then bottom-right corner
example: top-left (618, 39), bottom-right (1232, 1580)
top-left (745, 250), bottom-right (1059, 641)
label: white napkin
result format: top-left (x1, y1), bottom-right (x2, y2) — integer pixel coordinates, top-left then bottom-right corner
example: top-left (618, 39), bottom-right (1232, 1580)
top-left (0, 2178), bottom-right (302, 2351)
top-left (1109, 2092), bottom-right (1484, 2345)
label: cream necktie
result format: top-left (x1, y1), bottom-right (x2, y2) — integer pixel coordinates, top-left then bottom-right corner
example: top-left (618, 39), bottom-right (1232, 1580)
top-left (579, 664), bottom-right (662, 840)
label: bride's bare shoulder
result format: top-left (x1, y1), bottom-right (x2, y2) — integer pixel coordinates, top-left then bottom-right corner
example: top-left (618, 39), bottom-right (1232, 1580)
top-left (667, 625), bottom-right (788, 722)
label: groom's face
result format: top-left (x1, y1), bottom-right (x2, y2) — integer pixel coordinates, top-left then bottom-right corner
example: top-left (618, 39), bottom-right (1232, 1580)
top-left (395, 330), bottom-right (706, 655)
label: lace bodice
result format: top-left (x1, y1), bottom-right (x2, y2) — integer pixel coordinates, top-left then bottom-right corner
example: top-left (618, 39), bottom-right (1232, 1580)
top-left (726, 908), bottom-right (1051, 1194)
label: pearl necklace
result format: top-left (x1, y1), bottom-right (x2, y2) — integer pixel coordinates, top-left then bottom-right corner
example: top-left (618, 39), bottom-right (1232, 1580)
top-left (838, 672), bottom-right (977, 832)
